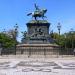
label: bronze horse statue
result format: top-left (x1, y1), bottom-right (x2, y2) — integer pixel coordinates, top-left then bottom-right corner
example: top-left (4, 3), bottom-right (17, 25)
top-left (27, 4), bottom-right (47, 20)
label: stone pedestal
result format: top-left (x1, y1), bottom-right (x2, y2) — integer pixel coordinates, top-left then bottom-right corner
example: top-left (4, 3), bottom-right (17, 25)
top-left (19, 20), bottom-right (58, 56)
top-left (22, 20), bottom-right (54, 44)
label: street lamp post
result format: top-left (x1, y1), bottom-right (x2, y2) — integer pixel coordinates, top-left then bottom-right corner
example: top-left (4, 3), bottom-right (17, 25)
top-left (14, 24), bottom-right (18, 55)
top-left (57, 22), bottom-right (61, 45)
top-left (0, 42), bottom-right (3, 55)
top-left (64, 33), bottom-right (67, 49)
top-left (70, 28), bottom-right (74, 49)
top-left (57, 23), bottom-right (61, 57)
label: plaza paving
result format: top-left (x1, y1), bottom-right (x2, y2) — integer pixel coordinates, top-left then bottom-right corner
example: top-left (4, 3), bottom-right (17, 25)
top-left (0, 55), bottom-right (75, 75)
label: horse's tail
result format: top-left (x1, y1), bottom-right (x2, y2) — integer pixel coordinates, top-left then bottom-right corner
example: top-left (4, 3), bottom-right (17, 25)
top-left (27, 13), bottom-right (32, 16)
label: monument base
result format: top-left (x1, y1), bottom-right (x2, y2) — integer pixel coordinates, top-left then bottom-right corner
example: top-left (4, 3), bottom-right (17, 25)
top-left (16, 44), bottom-right (59, 57)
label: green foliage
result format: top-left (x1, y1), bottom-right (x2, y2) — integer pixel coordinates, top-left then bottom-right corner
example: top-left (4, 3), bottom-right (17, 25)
top-left (51, 32), bottom-right (75, 48)
top-left (0, 33), bottom-right (17, 48)
top-left (50, 32), bottom-right (59, 44)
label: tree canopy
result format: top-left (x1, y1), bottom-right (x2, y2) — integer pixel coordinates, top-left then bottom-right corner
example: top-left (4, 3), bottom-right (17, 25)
top-left (0, 26), bottom-right (18, 48)
top-left (50, 31), bottom-right (75, 48)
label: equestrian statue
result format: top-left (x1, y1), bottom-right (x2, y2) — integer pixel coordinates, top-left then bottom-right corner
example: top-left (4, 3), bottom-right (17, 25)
top-left (27, 4), bottom-right (47, 20)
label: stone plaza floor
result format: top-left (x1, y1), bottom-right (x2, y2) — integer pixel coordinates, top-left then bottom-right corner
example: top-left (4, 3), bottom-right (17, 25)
top-left (0, 55), bottom-right (75, 75)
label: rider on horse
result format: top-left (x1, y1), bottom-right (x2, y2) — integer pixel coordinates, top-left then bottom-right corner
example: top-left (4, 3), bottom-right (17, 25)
top-left (27, 4), bottom-right (47, 20)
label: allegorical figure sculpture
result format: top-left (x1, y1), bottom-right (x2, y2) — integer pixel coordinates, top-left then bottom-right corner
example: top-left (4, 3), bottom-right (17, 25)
top-left (27, 3), bottom-right (47, 20)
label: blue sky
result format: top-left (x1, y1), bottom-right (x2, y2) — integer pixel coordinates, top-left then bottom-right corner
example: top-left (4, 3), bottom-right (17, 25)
top-left (0, 0), bottom-right (75, 41)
